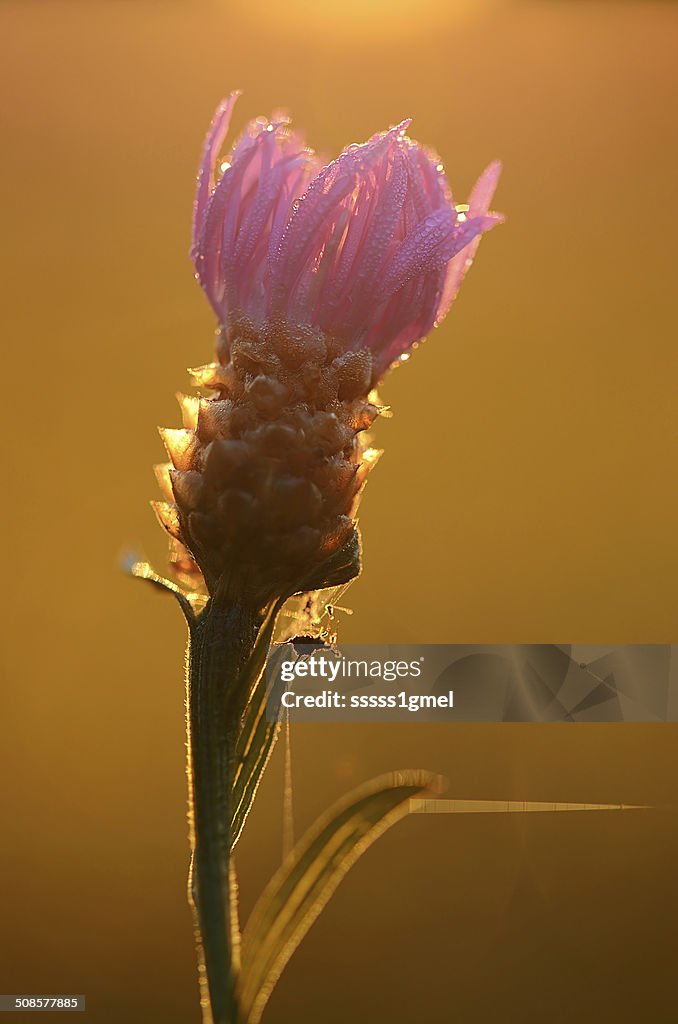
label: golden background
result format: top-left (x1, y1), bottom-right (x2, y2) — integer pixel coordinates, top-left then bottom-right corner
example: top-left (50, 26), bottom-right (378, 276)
top-left (2, 1), bottom-right (678, 1021)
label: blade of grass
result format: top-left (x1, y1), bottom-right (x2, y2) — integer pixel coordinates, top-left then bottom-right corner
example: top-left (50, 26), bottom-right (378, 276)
top-left (239, 770), bottom-right (440, 1024)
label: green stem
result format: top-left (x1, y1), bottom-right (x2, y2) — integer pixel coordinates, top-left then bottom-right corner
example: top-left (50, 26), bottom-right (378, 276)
top-left (187, 598), bottom-right (262, 1024)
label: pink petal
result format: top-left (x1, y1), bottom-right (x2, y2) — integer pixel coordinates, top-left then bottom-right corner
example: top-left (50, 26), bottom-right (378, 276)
top-left (365, 270), bottom-right (442, 379)
top-left (315, 131), bottom-right (410, 328)
top-left (195, 116), bottom-right (318, 320)
top-left (380, 206), bottom-right (459, 298)
top-left (268, 124), bottom-right (407, 317)
top-left (437, 160), bottom-right (503, 323)
top-left (191, 92), bottom-right (240, 259)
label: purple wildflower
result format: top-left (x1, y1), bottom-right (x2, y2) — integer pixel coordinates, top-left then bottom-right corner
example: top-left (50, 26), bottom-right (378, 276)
top-left (192, 93), bottom-right (502, 381)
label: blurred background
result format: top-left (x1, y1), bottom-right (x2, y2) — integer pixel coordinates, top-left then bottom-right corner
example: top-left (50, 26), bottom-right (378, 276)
top-left (2, 0), bottom-right (678, 1021)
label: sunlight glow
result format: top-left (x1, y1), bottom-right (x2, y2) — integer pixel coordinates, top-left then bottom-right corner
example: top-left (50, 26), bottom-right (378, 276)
top-left (232, 0), bottom-right (492, 39)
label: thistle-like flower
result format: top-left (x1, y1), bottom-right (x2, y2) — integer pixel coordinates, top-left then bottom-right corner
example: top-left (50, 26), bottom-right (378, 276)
top-left (137, 95), bottom-right (503, 1024)
top-left (155, 91), bottom-right (502, 604)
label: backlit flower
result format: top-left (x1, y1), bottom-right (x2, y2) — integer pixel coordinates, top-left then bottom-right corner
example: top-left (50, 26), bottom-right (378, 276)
top-left (192, 92), bottom-right (502, 382)
top-left (154, 95), bottom-right (502, 603)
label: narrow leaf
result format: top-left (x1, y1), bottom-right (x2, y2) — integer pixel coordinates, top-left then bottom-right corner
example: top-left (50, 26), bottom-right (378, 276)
top-left (231, 644), bottom-right (287, 849)
top-left (238, 770), bottom-right (440, 1023)
top-left (123, 555), bottom-right (198, 628)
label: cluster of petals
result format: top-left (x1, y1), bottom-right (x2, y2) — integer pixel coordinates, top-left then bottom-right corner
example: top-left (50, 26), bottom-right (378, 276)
top-left (192, 92), bottom-right (502, 380)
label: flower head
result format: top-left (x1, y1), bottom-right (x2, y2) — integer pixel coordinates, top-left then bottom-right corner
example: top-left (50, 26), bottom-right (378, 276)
top-left (154, 96), bottom-right (502, 603)
top-left (192, 93), bottom-right (502, 382)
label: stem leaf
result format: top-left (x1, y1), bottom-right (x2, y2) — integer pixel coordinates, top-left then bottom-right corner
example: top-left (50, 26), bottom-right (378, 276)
top-left (238, 770), bottom-right (439, 1024)
top-left (231, 644), bottom-right (286, 849)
